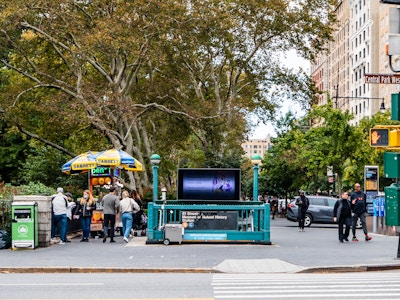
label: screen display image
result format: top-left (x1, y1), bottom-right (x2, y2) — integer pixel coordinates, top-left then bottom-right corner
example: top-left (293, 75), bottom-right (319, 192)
top-left (178, 168), bottom-right (241, 201)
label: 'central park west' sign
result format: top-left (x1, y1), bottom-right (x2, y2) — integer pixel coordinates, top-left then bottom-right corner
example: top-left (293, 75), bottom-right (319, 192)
top-left (365, 74), bottom-right (400, 84)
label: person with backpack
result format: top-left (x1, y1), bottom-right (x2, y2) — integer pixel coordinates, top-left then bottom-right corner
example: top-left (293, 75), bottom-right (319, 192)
top-left (50, 187), bottom-right (68, 245)
top-left (295, 191), bottom-right (309, 232)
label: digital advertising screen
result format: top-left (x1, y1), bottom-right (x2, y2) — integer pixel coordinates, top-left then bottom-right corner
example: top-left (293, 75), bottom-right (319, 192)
top-left (177, 168), bottom-right (241, 201)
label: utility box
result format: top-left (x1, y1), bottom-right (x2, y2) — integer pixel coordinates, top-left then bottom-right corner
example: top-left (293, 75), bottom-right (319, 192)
top-left (384, 152), bottom-right (400, 178)
top-left (11, 202), bottom-right (39, 249)
top-left (163, 223), bottom-right (183, 245)
top-left (385, 184), bottom-right (400, 226)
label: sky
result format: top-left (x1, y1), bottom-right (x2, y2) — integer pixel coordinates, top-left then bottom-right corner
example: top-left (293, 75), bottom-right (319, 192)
top-left (250, 50), bottom-right (310, 139)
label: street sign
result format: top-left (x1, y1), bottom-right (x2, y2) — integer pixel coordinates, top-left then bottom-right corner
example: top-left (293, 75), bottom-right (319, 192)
top-left (365, 73), bottom-right (400, 84)
top-left (370, 128), bottom-right (389, 147)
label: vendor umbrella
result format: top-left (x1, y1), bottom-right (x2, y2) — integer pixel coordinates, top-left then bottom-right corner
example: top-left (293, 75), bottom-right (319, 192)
top-left (96, 149), bottom-right (136, 167)
top-left (121, 159), bottom-right (144, 172)
top-left (62, 151), bottom-right (99, 175)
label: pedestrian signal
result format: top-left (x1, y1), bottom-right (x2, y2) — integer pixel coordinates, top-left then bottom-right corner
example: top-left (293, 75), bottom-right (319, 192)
top-left (370, 128), bottom-right (389, 147)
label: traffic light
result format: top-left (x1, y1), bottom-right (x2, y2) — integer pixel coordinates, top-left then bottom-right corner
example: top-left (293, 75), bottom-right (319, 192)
top-left (370, 128), bottom-right (389, 147)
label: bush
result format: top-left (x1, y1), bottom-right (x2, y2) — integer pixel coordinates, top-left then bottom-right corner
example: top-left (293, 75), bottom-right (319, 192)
top-left (0, 182), bottom-right (55, 236)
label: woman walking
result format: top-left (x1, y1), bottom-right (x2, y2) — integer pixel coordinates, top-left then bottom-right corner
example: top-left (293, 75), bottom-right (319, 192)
top-left (119, 191), bottom-right (140, 243)
top-left (74, 190), bottom-right (96, 242)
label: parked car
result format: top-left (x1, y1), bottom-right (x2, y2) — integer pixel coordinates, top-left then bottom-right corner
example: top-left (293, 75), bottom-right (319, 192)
top-left (286, 195), bottom-right (362, 228)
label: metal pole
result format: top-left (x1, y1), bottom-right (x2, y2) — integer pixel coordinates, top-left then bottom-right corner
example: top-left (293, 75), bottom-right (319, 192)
top-left (253, 164), bottom-right (259, 202)
top-left (152, 164), bottom-right (159, 202)
top-left (397, 234), bottom-right (400, 258)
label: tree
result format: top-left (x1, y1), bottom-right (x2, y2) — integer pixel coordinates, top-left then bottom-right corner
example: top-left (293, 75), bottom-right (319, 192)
top-left (0, 0), bottom-right (337, 192)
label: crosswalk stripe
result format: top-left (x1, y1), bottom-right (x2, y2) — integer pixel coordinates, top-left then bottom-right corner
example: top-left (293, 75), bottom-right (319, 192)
top-left (212, 272), bottom-right (400, 299)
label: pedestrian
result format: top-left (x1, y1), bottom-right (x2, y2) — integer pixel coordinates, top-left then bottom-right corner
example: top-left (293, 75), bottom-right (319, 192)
top-left (101, 186), bottom-right (120, 243)
top-left (119, 191), bottom-right (140, 243)
top-left (333, 192), bottom-right (352, 243)
top-left (74, 190), bottom-right (96, 242)
top-left (130, 190), bottom-right (143, 234)
top-left (295, 191), bottom-right (309, 232)
top-left (350, 183), bottom-right (372, 242)
top-left (51, 187), bottom-right (68, 245)
top-left (270, 196), bottom-right (278, 220)
top-left (65, 192), bottom-right (76, 242)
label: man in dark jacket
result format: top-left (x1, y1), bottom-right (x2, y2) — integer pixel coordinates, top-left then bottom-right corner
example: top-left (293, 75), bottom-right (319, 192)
top-left (333, 192), bottom-right (352, 243)
top-left (350, 183), bottom-right (372, 242)
top-left (295, 191), bottom-right (309, 232)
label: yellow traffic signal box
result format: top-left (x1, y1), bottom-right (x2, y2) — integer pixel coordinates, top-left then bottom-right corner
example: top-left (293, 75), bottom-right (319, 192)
top-left (390, 130), bottom-right (400, 147)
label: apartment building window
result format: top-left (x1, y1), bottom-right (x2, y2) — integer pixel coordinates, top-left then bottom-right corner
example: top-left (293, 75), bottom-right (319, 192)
top-left (359, 103), bottom-right (362, 113)
top-left (355, 105), bottom-right (358, 115)
top-left (363, 101), bottom-right (365, 111)
top-left (254, 145), bottom-right (257, 149)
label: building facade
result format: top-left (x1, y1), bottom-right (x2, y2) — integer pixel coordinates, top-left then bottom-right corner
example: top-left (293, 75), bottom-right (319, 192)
top-left (241, 135), bottom-right (272, 160)
top-left (311, 0), bottom-right (400, 123)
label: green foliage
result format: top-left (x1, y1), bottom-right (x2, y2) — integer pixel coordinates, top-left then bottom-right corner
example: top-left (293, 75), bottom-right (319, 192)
top-left (15, 182), bottom-right (56, 196)
top-left (0, 0), bottom-right (336, 194)
top-left (259, 104), bottom-right (396, 197)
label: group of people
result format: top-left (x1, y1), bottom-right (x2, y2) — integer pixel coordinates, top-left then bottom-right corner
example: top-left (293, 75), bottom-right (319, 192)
top-left (295, 183), bottom-right (372, 243)
top-left (333, 183), bottom-right (372, 243)
top-left (262, 195), bottom-right (280, 219)
top-left (51, 186), bottom-right (145, 244)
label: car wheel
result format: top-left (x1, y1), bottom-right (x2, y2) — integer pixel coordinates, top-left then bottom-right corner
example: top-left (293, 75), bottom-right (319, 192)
top-left (304, 214), bottom-right (312, 227)
top-left (356, 219), bottom-right (362, 229)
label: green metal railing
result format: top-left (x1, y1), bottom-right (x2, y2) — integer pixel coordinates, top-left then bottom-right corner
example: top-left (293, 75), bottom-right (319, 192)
top-left (147, 201), bottom-right (270, 244)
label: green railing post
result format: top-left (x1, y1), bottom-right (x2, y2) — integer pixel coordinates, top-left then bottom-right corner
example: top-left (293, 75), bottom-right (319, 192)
top-left (147, 202), bottom-right (154, 240)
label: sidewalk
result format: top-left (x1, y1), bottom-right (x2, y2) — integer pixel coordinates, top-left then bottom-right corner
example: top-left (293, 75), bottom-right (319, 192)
top-left (1, 219), bottom-right (400, 274)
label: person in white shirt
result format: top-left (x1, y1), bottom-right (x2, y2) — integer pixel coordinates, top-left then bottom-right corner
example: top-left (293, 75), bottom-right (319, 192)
top-left (51, 187), bottom-right (68, 245)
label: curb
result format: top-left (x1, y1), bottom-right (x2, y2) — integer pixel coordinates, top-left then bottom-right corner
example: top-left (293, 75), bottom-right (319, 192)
top-left (299, 264), bottom-right (400, 273)
top-left (2, 264), bottom-right (400, 274)
top-left (0, 267), bottom-right (217, 274)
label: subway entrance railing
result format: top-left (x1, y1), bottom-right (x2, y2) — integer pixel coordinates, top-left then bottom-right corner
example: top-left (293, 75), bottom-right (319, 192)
top-left (146, 201), bottom-right (271, 244)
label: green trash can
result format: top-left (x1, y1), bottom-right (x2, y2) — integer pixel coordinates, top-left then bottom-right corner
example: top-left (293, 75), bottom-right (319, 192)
top-left (11, 202), bottom-right (39, 249)
top-left (385, 183), bottom-right (400, 226)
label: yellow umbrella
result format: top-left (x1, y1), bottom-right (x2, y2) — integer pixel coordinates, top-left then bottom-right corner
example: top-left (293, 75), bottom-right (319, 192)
top-left (62, 151), bottom-right (99, 175)
top-left (121, 160), bottom-right (144, 172)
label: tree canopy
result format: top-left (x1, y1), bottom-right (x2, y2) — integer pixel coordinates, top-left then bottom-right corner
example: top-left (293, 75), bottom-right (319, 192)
top-left (0, 0), bottom-right (337, 192)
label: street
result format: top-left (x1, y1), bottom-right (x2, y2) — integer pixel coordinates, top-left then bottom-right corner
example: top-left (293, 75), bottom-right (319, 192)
top-left (1, 217), bottom-right (400, 300)
top-left (2, 271), bottom-right (400, 299)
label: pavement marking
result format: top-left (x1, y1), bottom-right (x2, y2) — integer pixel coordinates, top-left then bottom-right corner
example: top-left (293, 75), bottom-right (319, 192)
top-left (214, 258), bottom-right (305, 273)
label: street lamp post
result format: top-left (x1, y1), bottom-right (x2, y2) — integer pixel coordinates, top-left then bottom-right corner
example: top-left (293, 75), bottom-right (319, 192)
top-left (150, 154), bottom-right (161, 202)
top-left (251, 154), bottom-right (262, 202)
